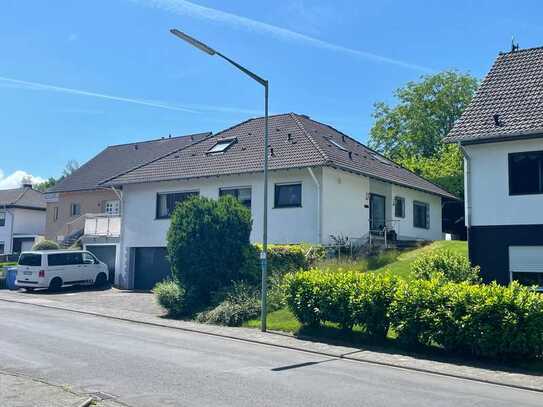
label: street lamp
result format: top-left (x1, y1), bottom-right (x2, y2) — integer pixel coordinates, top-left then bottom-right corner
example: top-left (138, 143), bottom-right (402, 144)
top-left (170, 29), bottom-right (270, 332)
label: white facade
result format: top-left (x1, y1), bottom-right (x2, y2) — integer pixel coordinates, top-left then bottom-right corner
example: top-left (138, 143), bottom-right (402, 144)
top-left (0, 207), bottom-right (46, 255)
top-left (464, 138), bottom-right (543, 227)
top-left (116, 166), bottom-right (444, 288)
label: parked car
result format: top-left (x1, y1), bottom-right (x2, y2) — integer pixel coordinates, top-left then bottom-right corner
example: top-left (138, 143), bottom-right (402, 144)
top-left (16, 250), bottom-right (109, 291)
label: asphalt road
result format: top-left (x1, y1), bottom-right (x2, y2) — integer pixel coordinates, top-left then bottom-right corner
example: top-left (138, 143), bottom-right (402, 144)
top-left (0, 302), bottom-right (541, 407)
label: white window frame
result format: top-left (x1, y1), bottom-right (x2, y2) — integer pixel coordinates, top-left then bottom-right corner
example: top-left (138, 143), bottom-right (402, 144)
top-left (104, 200), bottom-right (120, 215)
top-left (219, 186), bottom-right (252, 208)
top-left (509, 245), bottom-right (543, 291)
top-left (156, 190), bottom-right (200, 219)
top-left (70, 203), bottom-right (81, 217)
top-left (0, 212), bottom-right (5, 227)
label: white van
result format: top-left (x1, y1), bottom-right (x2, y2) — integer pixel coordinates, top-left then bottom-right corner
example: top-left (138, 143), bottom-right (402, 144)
top-left (16, 250), bottom-right (109, 291)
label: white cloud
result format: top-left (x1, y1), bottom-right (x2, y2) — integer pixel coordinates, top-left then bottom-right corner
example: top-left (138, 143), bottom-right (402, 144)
top-left (133, 0), bottom-right (434, 73)
top-left (0, 169), bottom-right (45, 190)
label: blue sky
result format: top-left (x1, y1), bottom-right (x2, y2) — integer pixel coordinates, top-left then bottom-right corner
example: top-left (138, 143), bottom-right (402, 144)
top-left (1, 0), bottom-right (542, 188)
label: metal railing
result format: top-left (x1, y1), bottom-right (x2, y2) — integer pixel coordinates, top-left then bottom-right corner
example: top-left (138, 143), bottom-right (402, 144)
top-left (83, 213), bottom-right (121, 237)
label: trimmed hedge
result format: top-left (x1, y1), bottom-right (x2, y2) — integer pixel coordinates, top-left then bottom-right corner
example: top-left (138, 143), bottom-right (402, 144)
top-left (286, 270), bottom-right (543, 359)
top-left (411, 249), bottom-right (480, 283)
top-left (154, 280), bottom-right (186, 317)
top-left (284, 270), bottom-right (398, 337)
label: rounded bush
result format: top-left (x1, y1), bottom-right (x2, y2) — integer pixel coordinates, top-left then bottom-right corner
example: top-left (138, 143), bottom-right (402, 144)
top-left (153, 280), bottom-right (186, 317)
top-left (411, 249), bottom-right (480, 283)
top-left (32, 240), bottom-right (60, 251)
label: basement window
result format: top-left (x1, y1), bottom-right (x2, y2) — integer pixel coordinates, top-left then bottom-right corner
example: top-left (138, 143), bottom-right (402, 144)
top-left (207, 138), bottom-right (236, 154)
top-left (509, 246), bottom-right (543, 290)
top-left (509, 150), bottom-right (543, 195)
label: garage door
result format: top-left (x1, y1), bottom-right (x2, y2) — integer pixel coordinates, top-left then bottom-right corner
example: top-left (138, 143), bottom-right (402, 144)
top-left (133, 247), bottom-right (171, 290)
top-left (86, 245), bottom-right (116, 283)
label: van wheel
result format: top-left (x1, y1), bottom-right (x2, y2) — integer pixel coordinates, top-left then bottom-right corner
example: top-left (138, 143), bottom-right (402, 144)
top-left (49, 277), bottom-right (62, 292)
top-left (25, 288), bottom-right (35, 292)
top-left (94, 272), bottom-right (108, 288)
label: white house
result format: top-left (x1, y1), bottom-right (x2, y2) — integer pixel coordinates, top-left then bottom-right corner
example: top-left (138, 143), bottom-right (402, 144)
top-left (445, 46), bottom-right (543, 287)
top-left (103, 113), bottom-right (455, 289)
top-left (0, 184), bottom-right (46, 255)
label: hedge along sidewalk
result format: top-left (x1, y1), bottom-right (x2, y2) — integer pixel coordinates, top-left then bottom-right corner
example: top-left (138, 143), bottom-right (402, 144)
top-left (0, 292), bottom-right (542, 393)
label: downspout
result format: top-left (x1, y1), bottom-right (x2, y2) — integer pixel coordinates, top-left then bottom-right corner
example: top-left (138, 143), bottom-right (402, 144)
top-left (459, 144), bottom-right (471, 228)
top-left (307, 168), bottom-right (321, 244)
top-left (111, 186), bottom-right (123, 288)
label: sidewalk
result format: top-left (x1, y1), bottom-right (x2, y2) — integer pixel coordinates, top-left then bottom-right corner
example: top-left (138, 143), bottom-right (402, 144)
top-left (0, 371), bottom-right (121, 407)
top-left (1, 289), bottom-right (542, 393)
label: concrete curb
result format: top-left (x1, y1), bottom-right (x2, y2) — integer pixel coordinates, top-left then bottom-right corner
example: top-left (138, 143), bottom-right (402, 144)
top-left (76, 397), bottom-right (94, 407)
top-left (1, 297), bottom-right (542, 394)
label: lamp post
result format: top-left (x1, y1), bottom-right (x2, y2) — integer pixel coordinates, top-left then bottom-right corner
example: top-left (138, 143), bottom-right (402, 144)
top-left (170, 29), bottom-right (269, 332)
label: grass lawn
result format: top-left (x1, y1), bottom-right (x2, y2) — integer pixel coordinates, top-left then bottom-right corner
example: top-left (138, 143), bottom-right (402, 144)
top-left (244, 240), bottom-right (467, 333)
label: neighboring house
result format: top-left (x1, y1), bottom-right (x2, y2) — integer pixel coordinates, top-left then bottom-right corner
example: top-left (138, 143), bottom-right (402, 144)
top-left (445, 46), bottom-right (543, 288)
top-left (0, 184), bottom-right (46, 255)
top-left (44, 132), bottom-right (211, 282)
top-left (102, 113), bottom-right (455, 289)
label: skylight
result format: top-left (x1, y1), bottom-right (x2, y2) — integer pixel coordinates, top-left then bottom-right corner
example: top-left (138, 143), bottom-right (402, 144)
top-left (327, 138), bottom-right (347, 151)
top-left (208, 138), bottom-right (236, 154)
top-left (372, 154), bottom-right (392, 165)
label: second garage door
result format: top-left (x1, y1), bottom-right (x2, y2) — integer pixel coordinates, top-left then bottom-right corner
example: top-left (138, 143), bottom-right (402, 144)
top-left (134, 247), bottom-right (171, 290)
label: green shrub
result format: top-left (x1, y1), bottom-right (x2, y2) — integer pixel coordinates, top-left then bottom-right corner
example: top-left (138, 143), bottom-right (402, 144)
top-left (167, 195), bottom-right (253, 310)
top-left (411, 249), bottom-right (480, 283)
top-left (285, 270), bottom-right (399, 336)
top-left (388, 278), bottom-right (446, 346)
top-left (438, 282), bottom-right (543, 359)
top-left (367, 250), bottom-right (400, 270)
top-left (249, 243), bottom-right (321, 276)
top-left (196, 282), bottom-right (260, 326)
top-left (351, 273), bottom-right (398, 338)
top-left (32, 240), bottom-right (60, 251)
top-left (153, 280), bottom-right (186, 317)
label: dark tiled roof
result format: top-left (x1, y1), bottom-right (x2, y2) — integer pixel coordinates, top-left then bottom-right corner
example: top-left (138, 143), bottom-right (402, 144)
top-left (48, 133), bottom-right (211, 193)
top-left (0, 187), bottom-right (45, 210)
top-left (445, 46), bottom-right (543, 143)
top-left (103, 113), bottom-right (455, 199)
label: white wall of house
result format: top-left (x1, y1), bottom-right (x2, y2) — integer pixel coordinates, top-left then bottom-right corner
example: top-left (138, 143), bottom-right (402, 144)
top-left (0, 209), bottom-right (14, 254)
top-left (321, 167), bottom-right (369, 242)
top-left (0, 208), bottom-right (45, 254)
top-left (465, 138), bottom-right (543, 226)
top-left (390, 184), bottom-right (442, 240)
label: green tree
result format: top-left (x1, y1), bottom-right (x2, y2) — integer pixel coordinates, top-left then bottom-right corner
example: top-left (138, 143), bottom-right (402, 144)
top-left (166, 195), bottom-right (253, 311)
top-left (369, 71), bottom-right (478, 197)
top-left (34, 177), bottom-right (57, 192)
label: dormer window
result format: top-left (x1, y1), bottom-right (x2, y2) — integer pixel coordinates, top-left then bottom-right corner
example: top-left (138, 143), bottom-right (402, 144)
top-left (207, 138), bottom-right (236, 154)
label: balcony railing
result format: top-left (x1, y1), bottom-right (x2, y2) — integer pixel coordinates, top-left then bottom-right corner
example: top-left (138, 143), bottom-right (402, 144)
top-left (84, 213), bottom-right (121, 237)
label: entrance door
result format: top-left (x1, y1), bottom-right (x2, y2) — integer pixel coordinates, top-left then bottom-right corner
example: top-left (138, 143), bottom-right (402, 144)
top-left (369, 194), bottom-right (386, 231)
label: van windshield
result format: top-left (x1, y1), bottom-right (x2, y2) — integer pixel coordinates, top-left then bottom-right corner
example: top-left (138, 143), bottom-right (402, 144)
top-left (18, 253), bottom-right (42, 267)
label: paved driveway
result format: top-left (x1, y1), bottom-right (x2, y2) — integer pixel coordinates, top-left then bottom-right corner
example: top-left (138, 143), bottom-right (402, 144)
top-left (9, 286), bottom-right (164, 316)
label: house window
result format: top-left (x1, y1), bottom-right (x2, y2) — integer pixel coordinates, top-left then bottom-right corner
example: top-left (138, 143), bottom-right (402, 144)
top-left (105, 200), bottom-right (120, 215)
top-left (207, 138), bottom-right (236, 154)
top-left (274, 183), bottom-right (302, 208)
top-left (70, 203), bottom-right (81, 217)
top-left (509, 246), bottom-right (543, 290)
top-left (0, 242), bottom-right (4, 254)
top-left (219, 187), bottom-right (252, 208)
top-left (413, 201), bottom-right (430, 229)
top-left (0, 212), bottom-right (5, 227)
top-left (394, 197), bottom-right (405, 218)
top-left (53, 207), bottom-right (59, 222)
top-left (509, 150), bottom-right (543, 195)
top-left (156, 191), bottom-right (199, 219)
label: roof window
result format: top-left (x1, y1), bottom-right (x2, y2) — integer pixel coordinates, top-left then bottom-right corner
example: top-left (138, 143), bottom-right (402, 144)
top-left (327, 138), bottom-right (347, 151)
top-left (372, 154), bottom-right (392, 165)
top-left (207, 138), bottom-right (236, 154)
